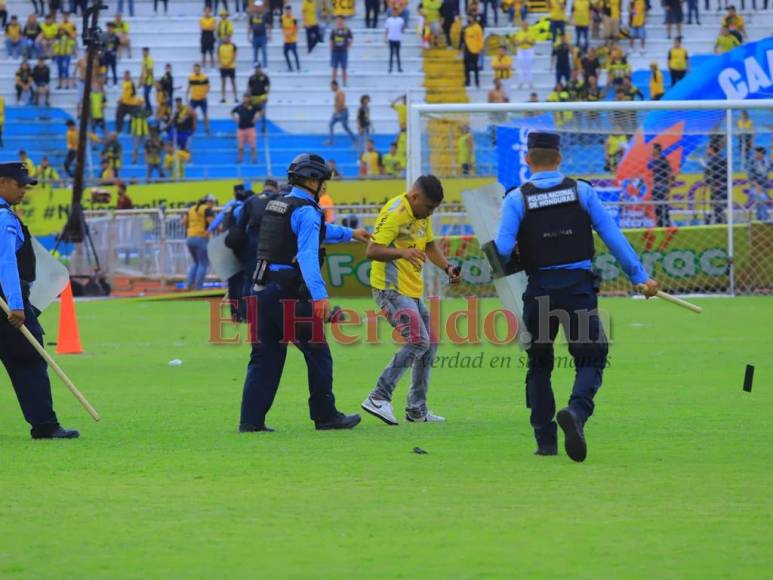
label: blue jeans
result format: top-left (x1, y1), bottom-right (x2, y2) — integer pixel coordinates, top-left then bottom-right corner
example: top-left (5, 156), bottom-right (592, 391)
top-left (117, 0), bottom-right (135, 16)
top-left (55, 55), bottom-right (71, 80)
top-left (5, 39), bottom-right (21, 58)
top-left (240, 281), bottom-right (338, 426)
top-left (549, 20), bottom-right (565, 43)
top-left (369, 289), bottom-right (437, 417)
top-left (186, 236), bottom-right (209, 289)
top-left (23, 38), bottom-right (38, 59)
top-left (252, 35), bottom-right (268, 67)
top-left (329, 109), bottom-right (355, 141)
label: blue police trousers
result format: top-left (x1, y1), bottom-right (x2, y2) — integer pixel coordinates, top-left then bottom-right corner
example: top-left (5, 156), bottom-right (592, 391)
top-left (0, 296), bottom-right (60, 434)
top-left (240, 281), bottom-right (338, 427)
top-left (521, 270), bottom-right (608, 447)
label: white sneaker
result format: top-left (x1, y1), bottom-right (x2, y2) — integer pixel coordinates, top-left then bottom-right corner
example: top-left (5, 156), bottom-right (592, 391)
top-left (361, 396), bottom-right (398, 425)
top-left (406, 410), bottom-right (446, 423)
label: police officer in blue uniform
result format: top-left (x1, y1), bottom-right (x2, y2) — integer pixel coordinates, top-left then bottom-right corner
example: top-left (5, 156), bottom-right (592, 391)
top-left (0, 162), bottom-right (79, 439)
top-left (495, 133), bottom-right (658, 462)
top-left (239, 154), bottom-right (369, 432)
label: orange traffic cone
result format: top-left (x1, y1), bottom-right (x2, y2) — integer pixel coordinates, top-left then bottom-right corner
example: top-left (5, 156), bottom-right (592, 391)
top-left (56, 282), bottom-right (83, 355)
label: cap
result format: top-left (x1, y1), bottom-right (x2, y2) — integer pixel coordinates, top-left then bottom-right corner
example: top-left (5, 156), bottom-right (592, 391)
top-left (204, 194), bottom-right (217, 203)
top-left (0, 162), bottom-right (38, 185)
top-left (527, 132), bottom-right (560, 150)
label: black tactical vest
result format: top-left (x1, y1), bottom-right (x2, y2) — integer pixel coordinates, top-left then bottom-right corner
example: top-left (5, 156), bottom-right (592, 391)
top-left (516, 177), bottom-right (595, 271)
top-left (1, 207), bottom-right (36, 284)
top-left (256, 196), bottom-right (326, 267)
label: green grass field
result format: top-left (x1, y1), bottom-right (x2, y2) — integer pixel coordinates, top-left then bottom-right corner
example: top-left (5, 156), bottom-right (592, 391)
top-left (0, 296), bottom-right (771, 577)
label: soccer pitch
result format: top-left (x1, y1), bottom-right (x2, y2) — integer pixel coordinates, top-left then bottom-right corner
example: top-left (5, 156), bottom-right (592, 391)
top-left (0, 296), bottom-right (770, 577)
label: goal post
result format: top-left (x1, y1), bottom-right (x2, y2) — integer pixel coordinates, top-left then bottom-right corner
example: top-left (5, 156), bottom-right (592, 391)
top-left (408, 99), bottom-right (773, 298)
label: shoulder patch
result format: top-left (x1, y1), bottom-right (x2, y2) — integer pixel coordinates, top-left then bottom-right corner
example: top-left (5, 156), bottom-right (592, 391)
top-left (387, 197), bottom-right (404, 213)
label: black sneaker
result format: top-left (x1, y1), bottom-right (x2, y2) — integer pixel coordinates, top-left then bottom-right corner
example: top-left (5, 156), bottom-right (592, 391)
top-left (534, 444), bottom-right (558, 456)
top-left (556, 407), bottom-right (587, 462)
top-left (315, 412), bottom-right (361, 431)
top-left (31, 426), bottom-right (80, 440)
top-left (239, 424), bottom-right (275, 433)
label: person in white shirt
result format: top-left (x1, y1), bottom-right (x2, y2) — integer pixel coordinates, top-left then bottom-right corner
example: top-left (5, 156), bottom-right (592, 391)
top-left (384, 8), bottom-right (405, 73)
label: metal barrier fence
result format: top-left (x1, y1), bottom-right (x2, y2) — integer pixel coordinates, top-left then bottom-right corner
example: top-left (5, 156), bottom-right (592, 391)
top-left (79, 199), bottom-right (772, 294)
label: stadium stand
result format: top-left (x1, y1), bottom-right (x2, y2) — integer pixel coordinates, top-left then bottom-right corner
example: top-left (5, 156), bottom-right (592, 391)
top-left (0, 0), bottom-right (769, 179)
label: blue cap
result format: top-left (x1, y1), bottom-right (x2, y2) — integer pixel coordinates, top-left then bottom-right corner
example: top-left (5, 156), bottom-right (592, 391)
top-left (0, 162), bottom-right (37, 185)
top-left (527, 132), bottom-right (560, 150)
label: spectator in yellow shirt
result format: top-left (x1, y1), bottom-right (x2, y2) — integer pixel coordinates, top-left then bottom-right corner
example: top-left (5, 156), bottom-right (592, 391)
top-left (302, 0), bottom-right (322, 53)
top-left (218, 35), bottom-right (238, 103)
top-left (281, 6), bottom-right (301, 72)
top-left (491, 45), bottom-right (513, 80)
top-left (721, 7), bottom-right (744, 43)
top-left (187, 63), bottom-right (210, 134)
top-left (5, 15), bottom-right (22, 58)
top-left (649, 61), bottom-right (664, 100)
top-left (460, 15), bottom-right (483, 88)
top-left (382, 142), bottom-right (402, 177)
top-left (628, 0), bottom-right (647, 53)
top-left (318, 189), bottom-right (335, 223)
top-left (360, 139), bottom-right (382, 176)
top-left (113, 13), bottom-right (131, 58)
top-left (572, 0), bottom-right (591, 50)
top-left (38, 13), bottom-right (57, 58)
top-left (200, 7), bottom-right (216, 68)
top-left (714, 26), bottom-right (740, 54)
top-left (164, 141), bottom-right (191, 180)
top-left (513, 19), bottom-right (535, 88)
top-left (457, 125), bottom-right (474, 175)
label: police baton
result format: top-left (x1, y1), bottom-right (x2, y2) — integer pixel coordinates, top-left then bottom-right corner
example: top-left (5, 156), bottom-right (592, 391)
top-left (0, 296), bottom-right (102, 422)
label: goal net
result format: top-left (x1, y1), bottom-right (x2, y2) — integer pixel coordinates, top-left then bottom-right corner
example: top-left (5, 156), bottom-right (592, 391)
top-left (408, 99), bottom-right (773, 298)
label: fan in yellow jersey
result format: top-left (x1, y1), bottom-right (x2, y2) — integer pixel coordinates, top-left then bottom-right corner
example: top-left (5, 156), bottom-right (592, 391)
top-left (628, 0), bottom-right (647, 53)
top-left (200, 6), bottom-right (216, 68)
top-left (457, 125), bottom-right (475, 176)
top-left (361, 176), bottom-right (460, 426)
top-left (216, 9), bottom-right (233, 45)
top-left (164, 141), bottom-right (191, 181)
top-left (491, 44), bottom-right (512, 80)
top-left (38, 14), bottom-right (58, 58)
top-left (113, 13), bottom-right (131, 58)
top-left (302, 0), bottom-right (322, 53)
top-left (667, 36), bottom-right (688, 87)
top-left (548, 0), bottom-right (566, 43)
top-left (53, 28), bottom-right (76, 89)
top-left (571, 0), bottom-right (590, 50)
top-left (218, 35), bottom-right (238, 103)
top-left (187, 63), bottom-right (211, 134)
top-left (281, 5), bottom-right (301, 72)
top-left (140, 46), bottom-right (154, 112)
top-left (649, 61), bottom-right (664, 100)
top-left (382, 141), bottom-right (402, 177)
top-left (512, 20), bottom-right (535, 88)
top-left (360, 138), bottom-right (382, 176)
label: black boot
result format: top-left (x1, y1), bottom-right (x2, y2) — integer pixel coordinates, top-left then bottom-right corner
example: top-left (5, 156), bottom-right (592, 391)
top-left (557, 407), bottom-right (587, 462)
top-left (31, 426), bottom-right (80, 439)
top-left (315, 412), bottom-right (361, 430)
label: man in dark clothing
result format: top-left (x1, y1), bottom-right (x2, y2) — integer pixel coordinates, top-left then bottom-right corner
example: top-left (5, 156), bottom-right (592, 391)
top-left (551, 34), bottom-right (571, 87)
top-left (32, 58), bottom-right (50, 106)
top-left (647, 143), bottom-right (674, 228)
top-left (704, 144), bottom-right (728, 224)
top-left (231, 94), bottom-right (260, 164)
top-left (439, 0), bottom-right (458, 47)
top-left (247, 64), bottom-right (270, 133)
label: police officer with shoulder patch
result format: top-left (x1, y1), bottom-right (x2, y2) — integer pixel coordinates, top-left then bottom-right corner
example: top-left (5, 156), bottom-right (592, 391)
top-left (239, 154), bottom-right (370, 432)
top-left (494, 133), bottom-right (658, 462)
top-left (0, 162), bottom-right (79, 439)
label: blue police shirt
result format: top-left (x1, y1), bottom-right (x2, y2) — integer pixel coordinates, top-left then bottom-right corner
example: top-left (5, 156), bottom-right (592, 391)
top-left (495, 170), bottom-right (649, 285)
top-left (268, 187), bottom-right (353, 301)
top-left (0, 199), bottom-right (25, 310)
top-left (207, 199), bottom-right (242, 233)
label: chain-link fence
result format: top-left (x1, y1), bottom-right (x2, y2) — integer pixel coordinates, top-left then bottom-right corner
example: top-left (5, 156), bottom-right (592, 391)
top-left (409, 99), bottom-right (773, 297)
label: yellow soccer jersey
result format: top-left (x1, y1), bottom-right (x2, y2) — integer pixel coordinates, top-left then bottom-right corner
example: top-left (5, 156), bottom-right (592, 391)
top-left (370, 193), bottom-right (434, 298)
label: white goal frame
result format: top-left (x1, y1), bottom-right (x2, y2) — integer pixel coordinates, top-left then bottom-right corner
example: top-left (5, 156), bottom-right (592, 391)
top-left (408, 99), bottom-right (773, 297)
